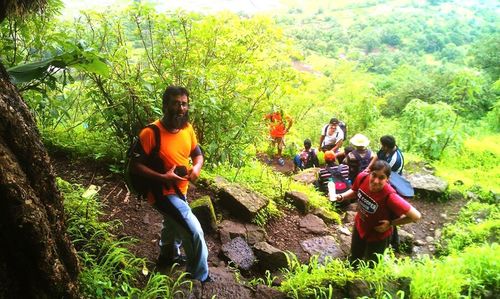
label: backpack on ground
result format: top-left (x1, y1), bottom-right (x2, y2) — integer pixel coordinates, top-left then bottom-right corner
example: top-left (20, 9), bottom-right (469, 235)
top-left (124, 124), bottom-right (164, 199)
top-left (317, 166), bottom-right (351, 195)
top-left (389, 171), bottom-right (414, 198)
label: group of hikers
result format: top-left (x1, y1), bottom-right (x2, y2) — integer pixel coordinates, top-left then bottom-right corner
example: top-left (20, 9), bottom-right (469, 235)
top-left (266, 112), bottom-right (421, 267)
top-left (128, 89), bottom-right (421, 284)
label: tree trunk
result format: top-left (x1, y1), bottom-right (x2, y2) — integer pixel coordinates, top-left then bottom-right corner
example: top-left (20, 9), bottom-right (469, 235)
top-left (0, 62), bottom-right (80, 298)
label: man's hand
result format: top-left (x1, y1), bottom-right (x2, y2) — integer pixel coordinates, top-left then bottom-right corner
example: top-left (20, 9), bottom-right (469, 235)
top-left (188, 165), bottom-right (202, 182)
top-left (374, 220), bottom-right (392, 233)
top-left (163, 166), bottom-right (188, 182)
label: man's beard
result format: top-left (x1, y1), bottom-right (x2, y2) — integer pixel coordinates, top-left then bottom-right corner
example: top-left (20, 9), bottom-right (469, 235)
top-left (162, 110), bottom-right (189, 130)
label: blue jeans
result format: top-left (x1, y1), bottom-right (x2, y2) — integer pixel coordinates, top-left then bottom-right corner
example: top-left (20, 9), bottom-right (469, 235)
top-left (154, 194), bottom-right (209, 281)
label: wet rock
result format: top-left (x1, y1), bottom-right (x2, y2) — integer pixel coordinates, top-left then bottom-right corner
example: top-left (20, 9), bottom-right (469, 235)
top-left (415, 239), bottom-right (426, 246)
top-left (343, 211), bottom-right (357, 224)
top-left (284, 191), bottom-right (309, 214)
top-left (301, 236), bottom-right (345, 263)
top-left (299, 214), bottom-right (328, 234)
top-left (253, 241), bottom-right (289, 271)
top-left (221, 237), bottom-right (255, 271)
top-left (425, 236), bottom-right (435, 243)
top-left (338, 225), bottom-right (351, 236)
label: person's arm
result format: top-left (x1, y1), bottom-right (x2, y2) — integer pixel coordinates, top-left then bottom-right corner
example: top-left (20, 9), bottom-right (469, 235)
top-left (318, 134), bottom-right (325, 151)
top-left (374, 207), bottom-right (421, 233)
top-left (189, 146), bottom-right (204, 182)
top-left (333, 128), bottom-right (344, 152)
top-left (131, 160), bottom-right (186, 183)
top-left (335, 189), bottom-right (356, 202)
top-left (332, 140), bottom-right (343, 152)
top-left (285, 116), bottom-right (293, 133)
top-left (365, 153), bottom-right (378, 172)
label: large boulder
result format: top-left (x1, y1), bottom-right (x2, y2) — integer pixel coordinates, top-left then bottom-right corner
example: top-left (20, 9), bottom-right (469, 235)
top-left (219, 220), bottom-right (247, 244)
top-left (292, 167), bottom-right (320, 184)
top-left (299, 214), bottom-right (329, 234)
top-left (300, 236), bottom-right (346, 263)
top-left (221, 237), bottom-right (256, 271)
top-left (214, 177), bottom-right (269, 221)
top-left (253, 241), bottom-right (289, 271)
top-left (406, 173), bottom-right (448, 199)
top-left (284, 191), bottom-right (309, 213)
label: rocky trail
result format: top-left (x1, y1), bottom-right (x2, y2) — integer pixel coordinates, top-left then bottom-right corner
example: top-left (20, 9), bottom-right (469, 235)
top-left (52, 154), bottom-right (465, 298)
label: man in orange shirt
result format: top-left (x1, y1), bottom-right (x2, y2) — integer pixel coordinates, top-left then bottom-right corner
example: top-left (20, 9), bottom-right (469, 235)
top-left (265, 107), bottom-right (293, 166)
top-left (130, 86), bottom-right (209, 282)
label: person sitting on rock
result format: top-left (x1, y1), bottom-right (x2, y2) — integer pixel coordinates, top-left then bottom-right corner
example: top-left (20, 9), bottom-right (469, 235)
top-left (293, 139), bottom-right (319, 172)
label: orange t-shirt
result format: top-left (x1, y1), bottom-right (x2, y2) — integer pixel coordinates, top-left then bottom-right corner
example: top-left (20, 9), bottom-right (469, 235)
top-left (265, 112), bottom-right (291, 138)
top-left (139, 120), bottom-right (198, 202)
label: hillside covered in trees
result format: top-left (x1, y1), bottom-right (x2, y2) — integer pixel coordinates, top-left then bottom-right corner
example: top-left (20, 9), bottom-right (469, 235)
top-left (1, 0), bottom-right (498, 298)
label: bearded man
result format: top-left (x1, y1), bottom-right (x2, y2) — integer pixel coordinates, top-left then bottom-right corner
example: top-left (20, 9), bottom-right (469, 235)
top-left (130, 86), bottom-right (210, 282)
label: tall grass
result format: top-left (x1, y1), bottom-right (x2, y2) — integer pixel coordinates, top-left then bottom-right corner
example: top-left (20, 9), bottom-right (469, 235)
top-left (59, 178), bottom-right (191, 298)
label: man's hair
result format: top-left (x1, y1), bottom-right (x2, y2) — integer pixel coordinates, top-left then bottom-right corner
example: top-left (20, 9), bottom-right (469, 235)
top-left (162, 86), bottom-right (189, 109)
top-left (304, 138), bottom-right (312, 149)
top-left (380, 135), bottom-right (396, 149)
top-left (370, 160), bottom-right (392, 177)
top-left (329, 118), bottom-right (339, 125)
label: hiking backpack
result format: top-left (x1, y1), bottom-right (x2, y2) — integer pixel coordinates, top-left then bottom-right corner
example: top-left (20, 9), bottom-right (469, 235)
top-left (349, 150), bottom-right (372, 182)
top-left (318, 166), bottom-right (351, 195)
top-left (323, 121), bottom-right (347, 140)
top-left (124, 124), bottom-right (164, 199)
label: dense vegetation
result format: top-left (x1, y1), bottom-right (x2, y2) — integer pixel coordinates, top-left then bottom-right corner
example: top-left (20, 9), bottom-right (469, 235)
top-left (2, 0), bottom-right (498, 297)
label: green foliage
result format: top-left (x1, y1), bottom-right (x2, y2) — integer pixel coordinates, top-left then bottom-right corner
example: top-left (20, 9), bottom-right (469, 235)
top-left (470, 33), bottom-right (500, 81)
top-left (203, 160), bottom-right (341, 225)
top-left (400, 99), bottom-right (463, 160)
top-left (398, 244), bottom-right (500, 298)
top-left (434, 134), bottom-right (500, 193)
top-left (58, 178), bottom-right (191, 298)
top-left (437, 201), bottom-right (499, 255)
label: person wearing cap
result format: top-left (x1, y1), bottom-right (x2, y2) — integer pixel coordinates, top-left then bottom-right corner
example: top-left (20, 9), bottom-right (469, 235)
top-left (346, 133), bottom-right (376, 182)
top-left (265, 107), bottom-right (293, 166)
top-left (319, 118), bottom-right (345, 153)
top-left (293, 139), bottom-right (319, 171)
top-left (334, 160), bottom-right (421, 267)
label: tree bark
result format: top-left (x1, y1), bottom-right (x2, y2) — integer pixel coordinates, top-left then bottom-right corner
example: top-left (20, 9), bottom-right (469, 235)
top-left (0, 62), bottom-right (80, 298)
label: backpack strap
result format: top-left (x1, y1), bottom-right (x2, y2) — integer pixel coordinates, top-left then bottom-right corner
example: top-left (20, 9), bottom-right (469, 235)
top-left (147, 124), bottom-right (161, 157)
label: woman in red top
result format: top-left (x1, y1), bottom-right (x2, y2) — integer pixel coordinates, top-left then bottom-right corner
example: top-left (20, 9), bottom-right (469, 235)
top-left (335, 160), bottom-right (421, 267)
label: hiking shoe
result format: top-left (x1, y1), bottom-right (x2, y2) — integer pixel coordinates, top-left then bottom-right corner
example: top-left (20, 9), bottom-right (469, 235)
top-left (266, 158), bottom-right (273, 165)
top-left (277, 158), bottom-right (285, 166)
top-left (157, 254), bottom-right (187, 268)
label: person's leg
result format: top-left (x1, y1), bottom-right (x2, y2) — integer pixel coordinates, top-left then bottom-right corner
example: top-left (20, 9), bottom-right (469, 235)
top-left (154, 195), bottom-right (209, 281)
top-left (349, 225), bottom-right (365, 268)
top-left (364, 237), bottom-right (391, 267)
top-left (158, 217), bottom-right (183, 265)
top-left (293, 154), bottom-right (301, 170)
top-left (277, 137), bottom-right (285, 165)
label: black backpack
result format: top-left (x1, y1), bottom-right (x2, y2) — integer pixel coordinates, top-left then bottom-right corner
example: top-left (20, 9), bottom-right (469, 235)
top-left (349, 150), bottom-right (372, 182)
top-left (124, 124), bottom-right (164, 199)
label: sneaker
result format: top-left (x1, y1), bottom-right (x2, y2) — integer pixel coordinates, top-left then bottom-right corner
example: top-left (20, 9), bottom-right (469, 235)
top-left (277, 158), bottom-right (285, 166)
top-left (266, 158), bottom-right (273, 165)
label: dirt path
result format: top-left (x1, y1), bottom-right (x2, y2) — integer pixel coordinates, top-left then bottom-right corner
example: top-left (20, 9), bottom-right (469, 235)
top-left (52, 154), bottom-right (465, 280)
